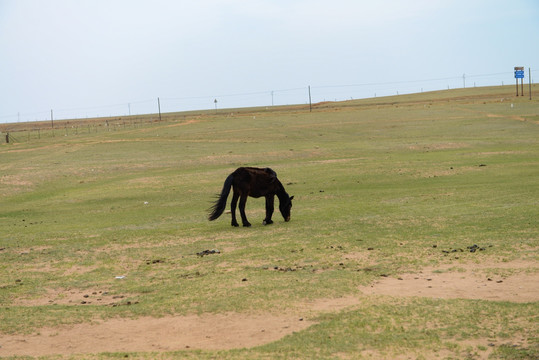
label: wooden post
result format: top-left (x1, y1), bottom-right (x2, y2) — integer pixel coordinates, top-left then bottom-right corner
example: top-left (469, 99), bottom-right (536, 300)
top-left (5, 132), bottom-right (9, 144)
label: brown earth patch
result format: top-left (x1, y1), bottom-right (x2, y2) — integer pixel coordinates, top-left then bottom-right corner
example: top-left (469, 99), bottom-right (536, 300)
top-left (310, 157), bottom-right (365, 165)
top-left (0, 313), bottom-right (313, 357)
top-left (408, 142), bottom-right (469, 151)
top-left (0, 143), bottom-right (65, 154)
top-left (15, 287), bottom-right (131, 307)
top-left (0, 175), bottom-right (34, 187)
top-left (62, 264), bottom-right (101, 276)
top-left (3, 260), bottom-right (537, 357)
top-left (473, 150), bottom-right (529, 156)
top-left (359, 260), bottom-right (539, 302)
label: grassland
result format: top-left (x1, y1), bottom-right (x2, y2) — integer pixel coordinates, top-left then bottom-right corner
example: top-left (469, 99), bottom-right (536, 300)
top-left (1, 86), bottom-right (538, 359)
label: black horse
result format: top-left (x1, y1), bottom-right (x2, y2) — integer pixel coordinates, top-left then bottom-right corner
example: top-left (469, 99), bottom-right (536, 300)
top-left (208, 167), bottom-right (294, 227)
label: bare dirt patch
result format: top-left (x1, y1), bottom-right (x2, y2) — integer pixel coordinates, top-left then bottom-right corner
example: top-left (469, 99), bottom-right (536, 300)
top-left (15, 287), bottom-right (130, 307)
top-left (408, 142), bottom-right (469, 151)
top-left (359, 260), bottom-right (539, 303)
top-left (0, 313), bottom-right (312, 357)
top-left (3, 260), bottom-right (537, 357)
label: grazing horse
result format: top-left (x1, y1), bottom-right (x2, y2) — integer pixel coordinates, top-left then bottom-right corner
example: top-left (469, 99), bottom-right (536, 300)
top-left (208, 167), bottom-right (294, 227)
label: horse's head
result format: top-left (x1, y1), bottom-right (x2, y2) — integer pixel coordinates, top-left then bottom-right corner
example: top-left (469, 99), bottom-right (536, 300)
top-left (279, 195), bottom-right (294, 222)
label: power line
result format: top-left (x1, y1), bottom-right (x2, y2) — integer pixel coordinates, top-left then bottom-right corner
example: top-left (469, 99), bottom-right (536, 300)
top-left (1, 69), bottom-right (536, 124)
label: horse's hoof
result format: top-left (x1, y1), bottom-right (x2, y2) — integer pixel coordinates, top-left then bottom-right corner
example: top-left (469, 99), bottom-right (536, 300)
top-left (232, 223), bottom-right (239, 227)
top-left (243, 223), bottom-right (252, 227)
top-left (263, 220), bottom-right (273, 225)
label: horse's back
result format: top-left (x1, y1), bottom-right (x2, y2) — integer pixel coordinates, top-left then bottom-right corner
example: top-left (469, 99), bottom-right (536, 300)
top-left (235, 167), bottom-right (276, 179)
top-left (233, 167), bottom-right (278, 197)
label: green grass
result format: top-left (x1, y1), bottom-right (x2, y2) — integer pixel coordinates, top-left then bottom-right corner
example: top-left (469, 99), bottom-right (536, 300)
top-left (1, 86), bottom-right (538, 359)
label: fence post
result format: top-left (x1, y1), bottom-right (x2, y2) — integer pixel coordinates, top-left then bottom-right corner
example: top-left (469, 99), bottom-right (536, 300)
top-left (5, 132), bottom-right (9, 144)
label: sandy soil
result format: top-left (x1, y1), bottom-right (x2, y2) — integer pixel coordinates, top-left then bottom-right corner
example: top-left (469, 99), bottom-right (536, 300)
top-left (0, 313), bottom-right (313, 357)
top-left (359, 260), bottom-right (539, 303)
top-left (1, 260), bottom-right (537, 358)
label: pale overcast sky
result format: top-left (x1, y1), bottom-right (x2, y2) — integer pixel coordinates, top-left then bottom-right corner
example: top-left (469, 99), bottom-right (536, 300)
top-left (1, 0), bottom-right (538, 123)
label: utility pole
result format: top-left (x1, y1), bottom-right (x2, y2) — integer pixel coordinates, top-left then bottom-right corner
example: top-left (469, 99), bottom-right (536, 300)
top-left (463, 73), bottom-right (466, 88)
top-left (271, 91), bottom-right (274, 106)
top-left (157, 97), bottom-right (162, 121)
top-left (530, 68), bottom-right (532, 100)
top-left (308, 86), bottom-right (312, 112)
top-left (51, 110), bottom-right (54, 128)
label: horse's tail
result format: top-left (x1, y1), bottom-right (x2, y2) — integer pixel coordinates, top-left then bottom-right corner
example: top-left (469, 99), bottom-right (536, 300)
top-left (208, 173), bottom-right (234, 221)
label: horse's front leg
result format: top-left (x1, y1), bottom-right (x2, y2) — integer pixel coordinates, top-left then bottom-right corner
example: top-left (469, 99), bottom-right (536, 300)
top-left (230, 192), bottom-right (240, 227)
top-left (263, 195), bottom-right (274, 225)
top-left (239, 194), bottom-right (251, 227)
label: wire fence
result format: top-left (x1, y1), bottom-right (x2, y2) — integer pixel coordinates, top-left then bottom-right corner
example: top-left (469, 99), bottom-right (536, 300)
top-left (0, 116), bottom-right (168, 144)
top-left (1, 69), bottom-right (536, 129)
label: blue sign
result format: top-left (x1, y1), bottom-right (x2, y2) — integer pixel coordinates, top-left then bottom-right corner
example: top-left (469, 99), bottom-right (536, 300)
top-left (515, 70), bottom-right (525, 79)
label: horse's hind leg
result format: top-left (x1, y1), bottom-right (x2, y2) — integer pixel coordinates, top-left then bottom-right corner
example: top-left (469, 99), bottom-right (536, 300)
top-left (239, 194), bottom-right (251, 227)
top-left (230, 192), bottom-right (240, 227)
